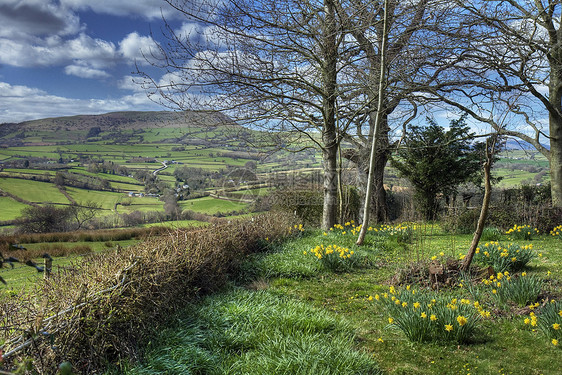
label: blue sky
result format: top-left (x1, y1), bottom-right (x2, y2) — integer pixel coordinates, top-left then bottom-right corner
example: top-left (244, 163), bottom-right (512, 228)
top-left (0, 0), bottom-right (192, 123)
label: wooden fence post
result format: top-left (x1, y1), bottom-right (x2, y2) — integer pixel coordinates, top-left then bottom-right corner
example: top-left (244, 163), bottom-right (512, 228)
top-left (44, 257), bottom-right (52, 279)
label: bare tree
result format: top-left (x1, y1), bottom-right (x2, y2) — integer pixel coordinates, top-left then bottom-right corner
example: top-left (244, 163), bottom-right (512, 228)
top-left (336, 0), bottom-right (463, 223)
top-left (138, 0), bottom-right (353, 229)
top-left (426, 1), bottom-right (562, 206)
top-left (356, 0), bottom-right (389, 245)
top-left (461, 134), bottom-right (501, 271)
top-left (68, 201), bottom-right (101, 230)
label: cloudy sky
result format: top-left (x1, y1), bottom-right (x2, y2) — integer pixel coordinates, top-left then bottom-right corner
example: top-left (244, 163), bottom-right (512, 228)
top-left (0, 0), bottom-right (190, 123)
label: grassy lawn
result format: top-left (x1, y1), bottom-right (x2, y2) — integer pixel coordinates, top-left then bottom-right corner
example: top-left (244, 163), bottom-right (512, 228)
top-left (121, 224), bottom-right (562, 375)
top-left (143, 220), bottom-right (209, 229)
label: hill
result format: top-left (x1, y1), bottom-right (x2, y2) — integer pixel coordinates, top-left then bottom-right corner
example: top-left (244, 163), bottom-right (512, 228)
top-left (0, 110), bottom-right (238, 146)
top-left (0, 111), bottom-right (320, 229)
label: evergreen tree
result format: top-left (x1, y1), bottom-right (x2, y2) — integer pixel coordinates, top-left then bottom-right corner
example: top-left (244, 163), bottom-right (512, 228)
top-left (392, 116), bottom-right (482, 220)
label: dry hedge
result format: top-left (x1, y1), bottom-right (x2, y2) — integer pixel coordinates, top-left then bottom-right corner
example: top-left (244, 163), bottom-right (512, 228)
top-left (0, 212), bottom-right (293, 374)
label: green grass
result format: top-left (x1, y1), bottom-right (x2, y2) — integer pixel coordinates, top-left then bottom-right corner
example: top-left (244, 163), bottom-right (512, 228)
top-left (65, 187), bottom-right (124, 210)
top-left (118, 197), bottom-right (163, 213)
top-left (180, 196), bottom-right (248, 214)
top-left (0, 177), bottom-right (70, 204)
top-left (494, 169), bottom-right (542, 187)
top-left (119, 289), bottom-right (381, 375)
top-left (123, 225), bottom-right (562, 375)
top-left (0, 239), bottom-right (137, 292)
top-left (0, 196), bottom-right (31, 221)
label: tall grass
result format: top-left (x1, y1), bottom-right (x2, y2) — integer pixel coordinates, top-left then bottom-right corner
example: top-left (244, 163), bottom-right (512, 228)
top-left (121, 289), bottom-right (381, 375)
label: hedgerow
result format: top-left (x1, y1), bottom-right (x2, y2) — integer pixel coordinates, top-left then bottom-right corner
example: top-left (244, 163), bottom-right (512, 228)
top-left (0, 212), bottom-right (292, 374)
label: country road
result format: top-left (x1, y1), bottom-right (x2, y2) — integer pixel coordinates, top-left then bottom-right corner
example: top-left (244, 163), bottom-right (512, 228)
top-left (153, 160), bottom-right (168, 176)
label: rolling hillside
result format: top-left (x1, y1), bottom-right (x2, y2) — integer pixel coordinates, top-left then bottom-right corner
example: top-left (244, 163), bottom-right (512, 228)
top-left (0, 110), bottom-right (320, 228)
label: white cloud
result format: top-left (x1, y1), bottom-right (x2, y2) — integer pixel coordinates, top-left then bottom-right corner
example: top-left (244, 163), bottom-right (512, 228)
top-left (60, 0), bottom-right (179, 20)
top-left (64, 65), bottom-right (111, 79)
top-left (0, 33), bottom-right (117, 68)
top-left (0, 81), bottom-right (161, 123)
top-left (0, 2), bottom-right (163, 71)
top-left (119, 32), bottom-right (161, 64)
top-left (118, 75), bottom-right (147, 92)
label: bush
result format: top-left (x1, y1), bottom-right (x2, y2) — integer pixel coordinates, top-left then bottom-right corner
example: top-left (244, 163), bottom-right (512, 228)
top-left (271, 189), bottom-right (324, 226)
top-left (474, 241), bottom-right (536, 273)
top-left (442, 208), bottom-right (479, 234)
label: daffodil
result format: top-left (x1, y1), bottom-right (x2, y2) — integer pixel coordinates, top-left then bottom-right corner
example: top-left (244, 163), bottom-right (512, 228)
top-left (457, 316), bottom-right (468, 326)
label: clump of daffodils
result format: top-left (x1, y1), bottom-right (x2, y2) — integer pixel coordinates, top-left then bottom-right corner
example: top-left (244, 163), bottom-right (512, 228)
top-left (482, 271), bottom-right (543, 307)
top-left (329, 221), bottom-right (361, 236)
top-left (368, 223), bottom-right (416, 243)
top-left (288, 224), bottom-right (305, 235)
top-left (304, 244), bottom-right (356, 272)
top-left (549, 225), bottom-right (562, 240)
top-left (474, 241), bottom-right (536, 272)
top-left (523, 299), bottom-right (562, 348)
top-left (371, 286), bottom-right (487, 343)
top-left (506, 224), bottom-right (539, 240)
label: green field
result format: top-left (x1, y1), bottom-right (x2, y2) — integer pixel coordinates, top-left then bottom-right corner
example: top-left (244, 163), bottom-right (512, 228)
top-left (65, 187), bottom-right (124, 210)
top-left (495, 169), bottom-right (545, 187)
top-left (0, 178), bottom-right (70, 204)
top-left (0, 196), bottom-right (30, 221)
top-left (180, 196), bottom-right (248, 214)
top-left (143, 220), bottom-right (209, 229)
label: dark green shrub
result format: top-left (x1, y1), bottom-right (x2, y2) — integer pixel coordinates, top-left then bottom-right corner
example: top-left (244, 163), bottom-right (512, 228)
top-left (481, 227), bottom-right (502, 241)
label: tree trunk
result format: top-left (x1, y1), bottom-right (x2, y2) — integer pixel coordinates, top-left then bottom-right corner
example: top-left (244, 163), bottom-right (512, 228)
top-left (350, 118), bottom-right (390, 224)
top-left (549, 69), bottom-right (562, 207)
top-left (357, 0), bottom-right (389, 245)
top-left (322, 143), bottom-right (338, 230)
top-left (372, 119), bottom-right (390, 222)
top-left (461, 136), bottom-right (496, 271)
top-left (321, 0), bottom-right (338, 231)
